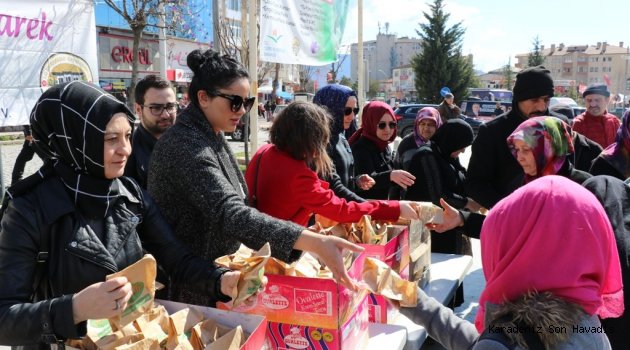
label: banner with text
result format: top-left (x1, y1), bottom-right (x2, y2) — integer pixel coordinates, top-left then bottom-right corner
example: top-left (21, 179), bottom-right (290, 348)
top-left (260, 0), bottom-right (349, 65)
top-left (0, 0), bottom-right (98, 126)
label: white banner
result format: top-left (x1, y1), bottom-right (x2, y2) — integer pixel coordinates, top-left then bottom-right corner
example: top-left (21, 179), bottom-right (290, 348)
top-left (0, 0), bottom-right (98, 126)
top-left (259, 0), bottom-right (349, 65)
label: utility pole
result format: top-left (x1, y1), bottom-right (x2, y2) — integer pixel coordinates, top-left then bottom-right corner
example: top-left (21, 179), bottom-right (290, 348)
top-left (157, 1), bottom-right (167, 78)
top-left (357, 0), bottom-right (364, 126)
top-left (248, 0), bottom-right (258, 153)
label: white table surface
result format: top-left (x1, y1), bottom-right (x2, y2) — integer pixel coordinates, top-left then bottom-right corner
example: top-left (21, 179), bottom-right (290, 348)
top-left (366, 252), bottom-right (474, 350)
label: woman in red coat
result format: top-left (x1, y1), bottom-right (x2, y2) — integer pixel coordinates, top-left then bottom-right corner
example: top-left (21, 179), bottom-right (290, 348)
top-left (245, 101), bottom-right (420, 226)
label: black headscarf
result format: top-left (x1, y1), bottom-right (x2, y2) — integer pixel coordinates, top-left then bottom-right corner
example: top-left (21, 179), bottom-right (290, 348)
top-left (28, 81), bottom-right (135, 218)
top-left (582, 175), bottom-right (630, 348)
top-left (432, 119), bottom-right (474, 157)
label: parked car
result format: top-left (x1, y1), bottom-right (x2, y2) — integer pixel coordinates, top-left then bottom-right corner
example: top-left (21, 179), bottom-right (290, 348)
top-left (393, 104), bottom-right (439, 137)
top-left (270, 104), bottom-right (288, 122)
top-left (225, 114), bottom-right (251, 141)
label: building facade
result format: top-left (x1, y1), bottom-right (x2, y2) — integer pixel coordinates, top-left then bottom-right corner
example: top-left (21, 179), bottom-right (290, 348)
top-left (516, 42), bottom-right (630, 98)
top-left (350, 33), bottom-right (423, 83)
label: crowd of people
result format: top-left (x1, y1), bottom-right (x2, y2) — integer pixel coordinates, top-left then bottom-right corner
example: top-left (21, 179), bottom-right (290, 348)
top-left (0, 49), bottom-right (628, 350)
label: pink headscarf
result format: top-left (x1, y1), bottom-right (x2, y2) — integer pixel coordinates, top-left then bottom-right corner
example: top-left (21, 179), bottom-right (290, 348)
top-left (348, 101), bottom-right (397, 151)
top-left (475, 175), bottom-right (624, 332)
top-left (413, 107), bottom-right (442, 147)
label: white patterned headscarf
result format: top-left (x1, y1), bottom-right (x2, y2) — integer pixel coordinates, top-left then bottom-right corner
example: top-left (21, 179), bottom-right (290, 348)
top-left (29, 81), bottom-right (135, 218)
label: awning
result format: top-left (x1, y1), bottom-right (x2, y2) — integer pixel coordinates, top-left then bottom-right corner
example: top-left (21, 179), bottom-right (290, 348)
top-left (277, 91), bottom-right (293, 100)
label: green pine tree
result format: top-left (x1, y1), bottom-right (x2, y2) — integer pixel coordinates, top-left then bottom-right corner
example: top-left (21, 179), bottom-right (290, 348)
top-left (527, 35), bottom-right (545, 67)
top-left (412, 0), bottom-right (475, 104)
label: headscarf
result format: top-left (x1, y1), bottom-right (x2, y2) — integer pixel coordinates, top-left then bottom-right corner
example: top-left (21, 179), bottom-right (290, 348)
top-left (599, 110), bottom-right (630, 179)
top-left (475, 175), bottom-right (624, 332)
top-left (313, 84), bottom-right (357, 136)
top-left (431, 119), bottom-right (473, 157)
top-left (507, 116), bottom-right (574, 183)
top-left (347, 101), bottom-right (396, 151)
top-left (29, 81), bottom-right (135, 218)
top-left (413, 107), bottom-right (442, 147)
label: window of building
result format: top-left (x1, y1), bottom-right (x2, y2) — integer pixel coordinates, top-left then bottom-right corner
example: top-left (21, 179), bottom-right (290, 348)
top-left (227, 0), bottom-right (240, 11)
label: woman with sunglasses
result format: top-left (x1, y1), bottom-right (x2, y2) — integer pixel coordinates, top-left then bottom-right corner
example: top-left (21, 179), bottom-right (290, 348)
top-left (147, 50), bottom-right (363, 307)
top-left (245, 101), bottom-right (420, 227)
top-left (313, 85), bottom-right (374, 203)
top-left (348, 101), bottom-right (415, 199)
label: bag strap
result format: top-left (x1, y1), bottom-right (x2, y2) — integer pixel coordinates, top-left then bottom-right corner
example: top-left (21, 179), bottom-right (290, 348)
top-left (250, 147), bottom-right (270, 208)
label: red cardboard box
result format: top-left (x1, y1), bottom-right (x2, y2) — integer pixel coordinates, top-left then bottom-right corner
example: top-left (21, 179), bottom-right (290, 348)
top-left (266, 293), bottom-right (369, 350)
top-left (367, 293), bottom-right (400, 324)
top-left (157, 299), bottom-right (269, 350)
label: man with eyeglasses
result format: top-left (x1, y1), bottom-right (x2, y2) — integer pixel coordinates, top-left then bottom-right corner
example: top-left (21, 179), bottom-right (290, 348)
top-left (124, 74), bottom-right (177, 188)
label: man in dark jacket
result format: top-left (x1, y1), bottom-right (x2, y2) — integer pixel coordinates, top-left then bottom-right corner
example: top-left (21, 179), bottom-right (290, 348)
top-left (124, 75), bottom-right (176, 188)
top-left (466, 66), bottom-right (556, 208)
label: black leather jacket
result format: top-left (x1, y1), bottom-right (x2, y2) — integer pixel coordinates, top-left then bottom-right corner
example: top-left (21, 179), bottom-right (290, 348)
top-left (0, 176), bottom-right (229, 348)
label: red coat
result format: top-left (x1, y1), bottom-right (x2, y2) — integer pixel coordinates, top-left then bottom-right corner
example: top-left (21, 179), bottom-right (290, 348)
top-left (245, 144), bottom-right (400, 226)
top-left (572, 112), bottom-right (620, 148)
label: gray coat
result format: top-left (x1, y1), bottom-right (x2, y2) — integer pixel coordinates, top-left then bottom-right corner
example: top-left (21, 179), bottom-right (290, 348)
top-left (148, 105), bottom-right (303, 306)
top-left (401, 288), bottom-right (611, 350)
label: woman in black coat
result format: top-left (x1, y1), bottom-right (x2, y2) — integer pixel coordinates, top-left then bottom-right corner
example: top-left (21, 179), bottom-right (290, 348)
top-left (313, 84), bottom-right (373, 202)
top-left (404, 119), bottom-right (478, 306)
top-left (0, 81), bottom-right (241, 348)
top-left (349, 101), bottom-right (415, 199)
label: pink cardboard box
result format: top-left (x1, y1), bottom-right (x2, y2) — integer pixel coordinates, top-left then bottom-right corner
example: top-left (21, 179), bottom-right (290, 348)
top-left (359, 225), bottom-right (409, 278)
top-left (219, 252), bottom-right (367, 330)
top-left (156, 299), bottom-right (269, 350)
top-left (367, 293), bottom-right (401, 324)
top-left (266, 293), bottom-right (369, 350)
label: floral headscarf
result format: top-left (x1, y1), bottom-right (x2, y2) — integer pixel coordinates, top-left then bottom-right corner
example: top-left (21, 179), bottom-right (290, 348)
top-left (599, 109), bottom-right (630, 179)
top-left (347, 101), bottom-right (396, 151)
top-left (413, 107), bottom-right (442, 147)
top-left (476, 176), bottom-right (624, 331)
top-left (507, 116), bottom-right (574, 183)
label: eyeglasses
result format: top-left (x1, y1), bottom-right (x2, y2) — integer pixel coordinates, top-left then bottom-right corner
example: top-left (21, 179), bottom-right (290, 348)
top-left (208, 91), bottom-right (256, 113)
top-left (377, 122), bottom-right (397, 130)
top-left (344, 107), bottom-right (360, 116)
top-left (141, 103), bottom-right (177, 116)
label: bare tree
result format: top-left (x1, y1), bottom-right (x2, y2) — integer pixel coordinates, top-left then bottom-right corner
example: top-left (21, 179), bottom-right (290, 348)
top-left (328, 46), bottom-right (351, 83)
top-left (102, 0), bottom-right (193, 104)
top-left (298, 65), bottom-right (317, 91)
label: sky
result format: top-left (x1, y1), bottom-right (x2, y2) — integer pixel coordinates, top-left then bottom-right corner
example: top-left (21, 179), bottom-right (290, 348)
top-left (341, 0), bottom-right (629, 73)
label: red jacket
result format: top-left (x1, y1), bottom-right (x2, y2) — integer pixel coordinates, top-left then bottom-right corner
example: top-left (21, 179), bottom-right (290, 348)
top-left (245, 144), bottom-right (400, 226)
top-left (572, 112), bottom-right (620, 148)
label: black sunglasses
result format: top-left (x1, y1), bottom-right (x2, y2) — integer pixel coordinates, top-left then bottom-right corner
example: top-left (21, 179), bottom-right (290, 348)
top-left (344, 107), bottom-right (360, 116)
top-left (377, 121), bottom-right (397, 130)
top-left (208, 91), bottom-right (256, 113)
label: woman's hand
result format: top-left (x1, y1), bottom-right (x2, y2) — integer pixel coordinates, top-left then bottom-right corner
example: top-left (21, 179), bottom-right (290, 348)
top-left (399, 200), bottom-right (420, 220)
top-left (294, 231), bottom-right (365, 291)
top-left (390, 170), bottom-right (415, 189)
top-left (427, 198), bottom-right (463, 233)
top-left (219, 271), bottom-right (241, 300)
top-left (72, 277), bottom-right (132, 324)
top-left (356, 174), bottom-right (376, 190)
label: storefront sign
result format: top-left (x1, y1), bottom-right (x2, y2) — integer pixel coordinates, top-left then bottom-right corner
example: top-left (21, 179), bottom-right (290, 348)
top-left (0, 0), bottom-right (98, 126)
top-left (98, 33), bottom-right (159, 73)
